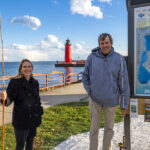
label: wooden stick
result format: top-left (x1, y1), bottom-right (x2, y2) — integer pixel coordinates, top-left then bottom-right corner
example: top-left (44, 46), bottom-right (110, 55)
top-left (0, 14), bottom-right (5, 150)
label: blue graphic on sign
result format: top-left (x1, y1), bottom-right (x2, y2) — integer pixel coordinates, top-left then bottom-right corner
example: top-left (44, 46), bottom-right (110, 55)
top-left (138, 13), bottom-right (145, 18)
top-left (138, 35), bottom-right (150, 84)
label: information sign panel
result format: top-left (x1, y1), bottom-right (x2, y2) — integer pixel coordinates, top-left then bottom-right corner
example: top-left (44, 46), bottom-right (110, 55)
top-left (134, 5), bottom-right (150, 96)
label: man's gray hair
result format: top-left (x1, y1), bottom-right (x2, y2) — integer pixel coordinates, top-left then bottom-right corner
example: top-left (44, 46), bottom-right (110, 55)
top-left (98, 33), bottom-right (113, 46)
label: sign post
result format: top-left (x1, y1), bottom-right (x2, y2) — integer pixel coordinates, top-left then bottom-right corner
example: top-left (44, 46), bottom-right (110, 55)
top-left (127, 0), bottom-right (150, 98)
top-left (124, 0), bottom-right (150, 150)
top-left (126, 0), bottom-right (150, 149)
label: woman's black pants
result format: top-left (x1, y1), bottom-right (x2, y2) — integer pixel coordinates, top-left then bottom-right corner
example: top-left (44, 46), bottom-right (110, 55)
top-left (14, 127), bottom-right (36, 150)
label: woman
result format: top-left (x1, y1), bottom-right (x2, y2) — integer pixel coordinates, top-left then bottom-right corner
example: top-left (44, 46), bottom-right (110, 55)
top-left (0, 59), bottom-right (43, 150)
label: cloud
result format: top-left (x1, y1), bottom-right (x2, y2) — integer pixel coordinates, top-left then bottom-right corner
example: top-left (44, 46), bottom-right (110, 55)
top-left (9, 15), bottom-right (41, 30)
top-left (41, 34), bottom-right (64, 49)
top-left (2, 35), bottom-right (127, 62)
top-left (74, 43), bottom-right (83, 51)
top-left (11, 43), bottom-right (34, 50)
top-left (70, 0), bottom-right (103, 19)
top-left (3, 35), bottom-right (92, 62)
top-left (3, 34), bottom-right (65, 61)
top-left (22, 50), bottom-right (48, 61)
top-left (2, 33), bottom-right (127, 62)
top-left (116, 49), bottom-right (128, 56)
top-left (99, 0), bottom-right (112, 2)
top-left (72, 42), bottom-right (91, 60)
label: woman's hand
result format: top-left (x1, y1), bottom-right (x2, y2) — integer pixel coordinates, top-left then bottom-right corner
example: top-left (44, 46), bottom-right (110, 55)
top-left (0, 91), bottom-right (7, 101)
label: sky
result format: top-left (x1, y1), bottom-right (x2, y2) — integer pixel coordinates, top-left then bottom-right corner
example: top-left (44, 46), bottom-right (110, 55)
top-left (0, 0), bottom-right (128, 62)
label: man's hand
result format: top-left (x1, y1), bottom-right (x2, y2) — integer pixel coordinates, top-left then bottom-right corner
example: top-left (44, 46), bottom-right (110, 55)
top-left (121, 108), bottom-right (127, 117)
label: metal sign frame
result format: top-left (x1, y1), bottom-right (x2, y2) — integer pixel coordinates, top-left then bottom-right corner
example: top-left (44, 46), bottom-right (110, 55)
top-left (127, 0), bottom-right (150, 98)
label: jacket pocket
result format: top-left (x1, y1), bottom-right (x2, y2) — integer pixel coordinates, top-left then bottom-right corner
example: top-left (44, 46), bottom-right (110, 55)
top-left (27, 104), bottom-right (43, 128)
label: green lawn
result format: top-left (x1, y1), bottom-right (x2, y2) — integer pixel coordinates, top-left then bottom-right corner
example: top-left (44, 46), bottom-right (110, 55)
top-left (0, 102), bottom-right (123, 150)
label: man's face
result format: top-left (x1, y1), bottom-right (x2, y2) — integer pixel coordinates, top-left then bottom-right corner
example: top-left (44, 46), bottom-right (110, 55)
top-left (99, 36), bottom-right (112, 55)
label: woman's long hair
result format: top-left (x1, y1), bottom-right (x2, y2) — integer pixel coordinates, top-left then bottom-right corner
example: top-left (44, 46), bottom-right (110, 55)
top-left (14, 59), bottom-right (33, 79)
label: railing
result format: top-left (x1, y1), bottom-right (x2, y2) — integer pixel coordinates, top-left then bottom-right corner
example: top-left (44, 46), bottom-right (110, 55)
top-left (65, 72), bottom-right (82, 85)
top-left (0, 71), bottom-right (83, 91)
top-left (33, 72), bottom-right (65, 90)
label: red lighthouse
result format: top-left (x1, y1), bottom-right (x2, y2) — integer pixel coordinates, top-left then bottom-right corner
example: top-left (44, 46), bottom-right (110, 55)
top-left (65, 38), bottom-right (72, 63)
top-left (55, 38), bottom-right (85, 67)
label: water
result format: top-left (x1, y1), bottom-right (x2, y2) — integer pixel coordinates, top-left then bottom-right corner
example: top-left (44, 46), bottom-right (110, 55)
top-left (0, 61), bottom-right (84, 77)
top-left (0, 61), bottom-right (84, 90)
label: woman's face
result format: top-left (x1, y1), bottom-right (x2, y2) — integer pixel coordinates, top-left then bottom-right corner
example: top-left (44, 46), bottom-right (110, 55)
top-left (21, 61), bottom-right (33, 80)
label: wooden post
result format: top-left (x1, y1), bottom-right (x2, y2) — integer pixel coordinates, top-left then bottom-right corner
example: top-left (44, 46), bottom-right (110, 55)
top-left (124, 114), bottom-right (131, 150)
top-left (46, 74), bottom-right (48, 90)
top-left (77, 73), bottom-right (79, 81)
top-left (62, 73), bottom-right (65, 86)
top-left (125, 98), bottom-right (146, 150)
top-left (0, 14), bottom-right (5, 150)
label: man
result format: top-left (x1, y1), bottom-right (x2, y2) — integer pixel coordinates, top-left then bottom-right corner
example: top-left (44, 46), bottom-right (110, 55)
top-left (82, 33), bottom-right (130, 150)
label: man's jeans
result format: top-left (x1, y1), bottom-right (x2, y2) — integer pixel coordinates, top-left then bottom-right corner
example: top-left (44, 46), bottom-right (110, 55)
top-left (89, 98), bottom-right (116, 150)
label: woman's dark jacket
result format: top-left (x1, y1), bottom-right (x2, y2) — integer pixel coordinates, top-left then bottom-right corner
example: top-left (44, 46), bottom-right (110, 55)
top-left (5, 77), bottom-right (42, 129)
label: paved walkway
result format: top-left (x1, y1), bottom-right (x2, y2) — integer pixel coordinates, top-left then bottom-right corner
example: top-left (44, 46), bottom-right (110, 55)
top-left (0, 82), bottom-right (88, 126)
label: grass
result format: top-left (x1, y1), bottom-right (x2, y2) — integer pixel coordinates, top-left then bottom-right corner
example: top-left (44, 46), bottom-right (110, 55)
top-left (0, 102), bottom-right (123, 150)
